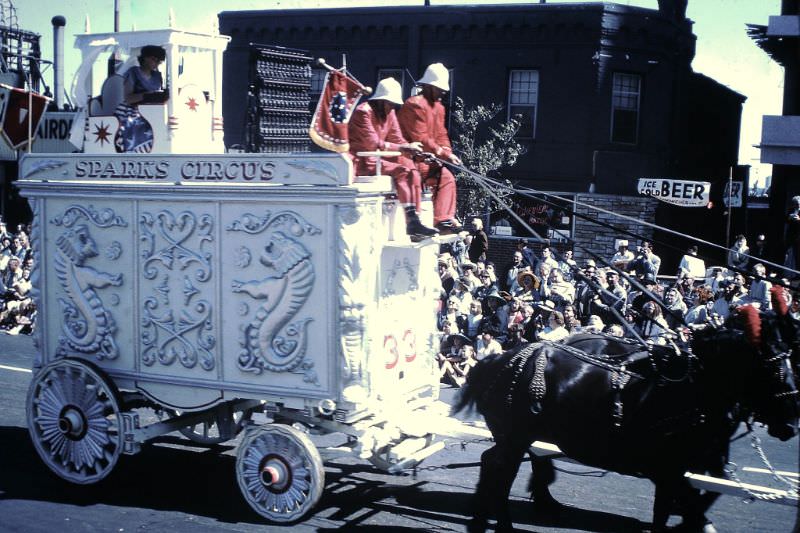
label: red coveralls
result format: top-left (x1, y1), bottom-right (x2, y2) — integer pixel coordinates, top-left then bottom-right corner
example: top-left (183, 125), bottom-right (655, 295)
top-left (348, 102), bottom-right (422, 211)
top-left (397, 94), bottom-right (457, 225)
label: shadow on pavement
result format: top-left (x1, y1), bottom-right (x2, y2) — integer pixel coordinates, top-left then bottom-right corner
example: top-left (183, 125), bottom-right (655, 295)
top-left (0, 425), bottom-right (650, 531)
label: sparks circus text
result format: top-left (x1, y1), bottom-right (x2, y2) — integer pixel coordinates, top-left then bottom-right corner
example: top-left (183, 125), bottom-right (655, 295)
top-left (73, 160), bottom-right (276, 182)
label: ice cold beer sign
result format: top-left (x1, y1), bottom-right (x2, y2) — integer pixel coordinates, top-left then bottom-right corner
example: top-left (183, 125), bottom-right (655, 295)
top-left (637, 178), bottom-right (710, 207)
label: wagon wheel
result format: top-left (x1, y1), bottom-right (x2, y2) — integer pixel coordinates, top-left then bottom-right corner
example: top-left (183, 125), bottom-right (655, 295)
top-left (163, 404), bottom-right (256, 445)
top-left (26, 359), bottom-right (122, 484)
top-left (236, 423), bottom-right (325, 523)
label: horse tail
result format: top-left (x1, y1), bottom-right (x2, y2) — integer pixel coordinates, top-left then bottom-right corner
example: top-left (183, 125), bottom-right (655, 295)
top-left (451, 350), bottom-right (518, 415)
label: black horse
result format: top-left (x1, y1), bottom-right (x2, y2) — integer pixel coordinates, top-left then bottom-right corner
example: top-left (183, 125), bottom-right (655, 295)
top-left (454, 308), bottom-right (799, 532)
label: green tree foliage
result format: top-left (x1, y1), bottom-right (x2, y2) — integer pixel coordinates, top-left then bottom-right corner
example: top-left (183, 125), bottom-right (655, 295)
top-left (450, 97), bottom-right (527, 221)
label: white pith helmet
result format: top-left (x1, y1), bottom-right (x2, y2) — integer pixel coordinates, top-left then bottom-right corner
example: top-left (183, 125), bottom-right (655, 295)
top-left (370, 77), bottom-right (404, 105)
top-left (417, 62), bottom-right (450, 91)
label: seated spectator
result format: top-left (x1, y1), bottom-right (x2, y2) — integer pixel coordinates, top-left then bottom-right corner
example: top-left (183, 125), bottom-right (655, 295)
top-left (438, 254), bottom-right (458, 295)
top-left (476, 327), bottom-right (504, 360)
top-left (484, 290), bottom-right (510, 343)
top-left (744, 263), bottom-right (772, 310)
top-left (629, 241), bottom-right (661, 277)
top-left (504, 323), bottom-right (529, 350)
top-left (459, 261), bottom-right (480, 293)
top-left (515, 271), bottom-right (541, 303)
top-left (484, 261), bottom-right (498, 286)
top-left (611, 240), bottom-right (634, 271)
top-left (437, 296), bottom-right (462, 331)
top-left (562, 304), bottom-right (580, 333)
top-left (506, 298), bottom-right (525, 330)
top-left (629, 273), bottom-right (659, 315)
top-left (458, 300), bottom-right (485, 342)
top-left (592, 270), bottom-right (627, 325)
top-left (662, 286), bottom-right (688, 329)
top-left (711, 280), bottom-right (742, 322)
top-left (505, 251), bottom-right (525, 292)
top-left (727, 234), bottom-right (749, 272)
top-left (678, 245), bottom-right (706, 280)
top-left (636, 300), bottom-right (671, 345)
top-left (474, 270), bottom-right (495, 307)
top-left (450, 234), bottom-right (468, 265)
top-left (449, 277), bottom-right (474, 315)
top-left (539, 310), bottom-right (569, 342)
top-left (543, 268), bottom-right (575, 312)
top-left (558, 249), bottom-right (577, 282)
top-left (685, 285), bottom-right (715, 328)
top-left (437, 332), bottom-right (475, 387)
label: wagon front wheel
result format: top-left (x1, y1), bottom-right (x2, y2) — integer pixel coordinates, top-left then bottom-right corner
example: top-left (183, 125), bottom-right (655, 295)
top-left (235, 423), bottom-right (324, 523)
top-left (26, 359), bottom-right (122, 484)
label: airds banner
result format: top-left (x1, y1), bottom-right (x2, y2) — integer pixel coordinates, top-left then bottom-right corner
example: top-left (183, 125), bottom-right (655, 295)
top-left (637, 178), bottom-right (710, 207)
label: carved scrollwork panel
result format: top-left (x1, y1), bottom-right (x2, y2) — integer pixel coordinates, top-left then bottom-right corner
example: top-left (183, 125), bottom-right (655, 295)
top-left (138, 208), bottom-right (216, 372)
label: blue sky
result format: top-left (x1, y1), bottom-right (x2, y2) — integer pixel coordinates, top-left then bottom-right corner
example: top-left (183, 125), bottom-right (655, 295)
top-left (16, 0), bottom-right (782, 183)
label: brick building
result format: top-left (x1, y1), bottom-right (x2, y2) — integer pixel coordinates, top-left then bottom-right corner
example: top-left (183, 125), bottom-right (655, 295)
top-left (218, 1), bottom-right (745, 269)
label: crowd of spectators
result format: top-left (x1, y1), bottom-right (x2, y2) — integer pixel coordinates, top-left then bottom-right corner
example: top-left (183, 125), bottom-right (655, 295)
top-left (435, 232), bottom-right (792, 387)
top-left (0, 219), bottom-right (35, 335)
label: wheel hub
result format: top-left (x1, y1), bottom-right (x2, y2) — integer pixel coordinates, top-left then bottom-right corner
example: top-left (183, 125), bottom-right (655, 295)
top-left (58, 405), bottom-right (88, 440)
top-left (259, 455), bottom-right (292, 492)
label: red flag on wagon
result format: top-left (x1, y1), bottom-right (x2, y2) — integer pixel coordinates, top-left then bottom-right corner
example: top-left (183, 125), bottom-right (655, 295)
top-left (0, 85), bottom-right (49, 150)
top-left (308, 70), bottom-right (365, 153)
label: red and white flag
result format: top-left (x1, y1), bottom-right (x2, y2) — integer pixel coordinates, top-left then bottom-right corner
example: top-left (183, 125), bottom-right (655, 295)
top-left (308, 70), bottom-right (365, 153)
top-left (0, 85), bottom-right (49, 150)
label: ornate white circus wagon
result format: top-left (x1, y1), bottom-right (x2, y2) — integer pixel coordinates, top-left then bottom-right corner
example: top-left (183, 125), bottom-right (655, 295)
top-left (17, 26), bottom-right (472, 523)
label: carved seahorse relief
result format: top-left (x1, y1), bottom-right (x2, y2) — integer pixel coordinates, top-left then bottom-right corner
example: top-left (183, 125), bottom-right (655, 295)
top-left (233, 230), bottom-right (315, 375)
top-left (54, 224), bottom-right (122, 359)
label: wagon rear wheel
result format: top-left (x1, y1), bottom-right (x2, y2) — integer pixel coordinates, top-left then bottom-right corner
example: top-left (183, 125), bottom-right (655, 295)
top-left (235, 423), bottom-right (325, 523)
top-left (26, 359), bottom-right (122, 484)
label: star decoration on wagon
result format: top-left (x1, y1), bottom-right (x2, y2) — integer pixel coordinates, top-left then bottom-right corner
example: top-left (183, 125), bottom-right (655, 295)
top-left (185, 97), bottom-right (199, 112)
top-left (328, 91), bottom-right (348, 123)
top-left (93, 121), bottom-right (111, 146)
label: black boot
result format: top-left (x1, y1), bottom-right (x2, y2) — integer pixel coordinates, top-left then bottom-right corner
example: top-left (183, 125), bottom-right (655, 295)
top-left (405, 207), bottom-right (438, 242)
top-left (435, 219), bottom-right (463, 235)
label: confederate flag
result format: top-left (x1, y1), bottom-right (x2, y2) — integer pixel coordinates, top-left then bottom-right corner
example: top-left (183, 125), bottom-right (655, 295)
top-left (309, 70), bottom-right (365, 153)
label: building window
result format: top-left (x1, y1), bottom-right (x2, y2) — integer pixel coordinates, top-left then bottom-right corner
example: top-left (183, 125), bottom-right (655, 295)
top-left (507, 70), bottom-right (538, 138)
top-left (310, 68), bottom-right (326, 95)
top-left (611, 72), bottom-right (640, 144)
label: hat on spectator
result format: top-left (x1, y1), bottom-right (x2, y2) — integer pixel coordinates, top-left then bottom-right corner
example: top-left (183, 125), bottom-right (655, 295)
top-left (617, 240), bottom-right (629, 247)
top-left (585, 259), bottom-right (596, 268)
top-left (486, 290), bottom-right (507, 305)
top-left (536, 300), bottom-right (556, 313)
top-left (456, 276), bottom-right (471, 288)
top-left (438, 253), bottom-right (452, 266)
top-left (448, 332), bottom-right (472, 345)
top-left (461, 260), bottom-right (476, 271)
top-left (517, 271), bottom-right (541, 290)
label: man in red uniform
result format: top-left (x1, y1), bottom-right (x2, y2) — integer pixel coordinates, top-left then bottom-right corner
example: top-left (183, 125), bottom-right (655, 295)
top-left (349, 77), bottom-right (438, 241)
top-left (398, 63), bottom-right (463, 235)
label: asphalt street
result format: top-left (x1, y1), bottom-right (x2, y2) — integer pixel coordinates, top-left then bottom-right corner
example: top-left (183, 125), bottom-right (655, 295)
top-left (0, 334), bottom-right (798, 532)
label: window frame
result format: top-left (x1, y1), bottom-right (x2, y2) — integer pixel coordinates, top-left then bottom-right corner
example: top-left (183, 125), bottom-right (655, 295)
top-left (610, 72), bottom-right (641, 145)
top-left (506, 69), bottom-right (539, 139)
